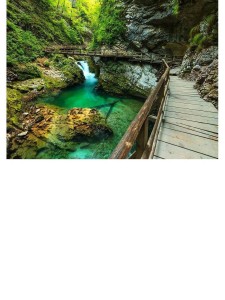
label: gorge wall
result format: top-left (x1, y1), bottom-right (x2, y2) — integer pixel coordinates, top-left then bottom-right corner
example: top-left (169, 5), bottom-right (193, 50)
top-left (97, 0), bottom-right (218, 106)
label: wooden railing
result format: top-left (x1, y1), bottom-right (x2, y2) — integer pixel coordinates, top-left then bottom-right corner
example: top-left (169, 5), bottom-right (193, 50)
top-left (45, 46), bottom-right (182, 64)
top-left (110, 60), bottom-right (170, 159)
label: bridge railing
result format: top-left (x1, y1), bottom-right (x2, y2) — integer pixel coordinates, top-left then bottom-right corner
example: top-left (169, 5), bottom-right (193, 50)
top-left (110, 60), bottom-right (170, 159)
top-left (44, 47), bottom-right (183, 65)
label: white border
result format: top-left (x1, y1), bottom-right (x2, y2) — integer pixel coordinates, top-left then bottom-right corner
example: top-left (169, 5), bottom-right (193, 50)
top-left (0, 1), bottom-right (224, 299)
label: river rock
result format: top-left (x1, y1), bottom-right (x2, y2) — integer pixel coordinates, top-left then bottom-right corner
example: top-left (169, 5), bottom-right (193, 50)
top-left (8, 106), bottom-right (113, 159)
top-left (17, 131), bottom-right (28, 137)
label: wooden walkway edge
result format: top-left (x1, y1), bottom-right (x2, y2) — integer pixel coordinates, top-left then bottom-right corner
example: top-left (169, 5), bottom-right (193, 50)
top-left (153, 76), bottom-right (218, 159)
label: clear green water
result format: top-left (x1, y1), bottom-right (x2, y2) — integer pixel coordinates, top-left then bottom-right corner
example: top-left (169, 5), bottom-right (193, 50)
top-left (37, 61), bottom-right (143, 159)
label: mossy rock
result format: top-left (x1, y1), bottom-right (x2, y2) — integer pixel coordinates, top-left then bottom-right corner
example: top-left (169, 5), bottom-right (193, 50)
top-left (12, 63), bottom-right (41, 81)
top-left (7, 105), bottom-right (113, 159)
top-left (42, 75), bottom-right (67, 91)
top-left (11, 78), bottom-right (45, 93)
top-left (7, 88), bottom-right (23, 127)
top-left (51, 54), bottom-right (85, 85)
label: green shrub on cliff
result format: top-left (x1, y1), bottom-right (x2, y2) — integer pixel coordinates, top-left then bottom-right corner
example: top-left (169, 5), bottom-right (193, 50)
top-left (189, 13), bottom-right (218, 51)
top-left (171, 0), bottom-right (179, 15)
top-left (92, 0), bottom-right (126, 46)
top-left (7, 0), bottom-right (86, 67)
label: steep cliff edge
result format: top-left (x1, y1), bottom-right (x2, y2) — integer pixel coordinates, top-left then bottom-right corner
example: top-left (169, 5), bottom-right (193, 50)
top-left (95, 0), bottom-right (218, 106)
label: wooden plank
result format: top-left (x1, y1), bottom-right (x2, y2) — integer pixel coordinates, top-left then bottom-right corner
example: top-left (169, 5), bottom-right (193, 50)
top-left (154, 140), bottom-right (215, 159)
top-left (162, 122), bottom-right (218, 140)
top-left (166, 98), bottom-right (216, 108)
top-left (169, 94), bottom-right (201, 99)
top-left (164, 106), bottom-right (218, 117)
top-left (169, 84), bottom-right (196, 89)
top-left (136, 119), bottom-right (149, 158)
top-left (168, 98), bottom-right (205, 105)
top-left (158, 126), bottom-right (218, 157)
top-left (164, 111), bottom-right (218, 125)
top-left (164, 117), bottom-right (218, 133)
top-left (165, 102), bottom-right (217, 112)
top-left (169, 87), bottom-right (201, 91)
top-left (168, 93), bottom-right (203, 99)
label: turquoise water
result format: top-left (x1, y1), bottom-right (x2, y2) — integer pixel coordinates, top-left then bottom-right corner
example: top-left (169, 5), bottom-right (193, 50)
top-left (37, 61), bottom-right (143, 159)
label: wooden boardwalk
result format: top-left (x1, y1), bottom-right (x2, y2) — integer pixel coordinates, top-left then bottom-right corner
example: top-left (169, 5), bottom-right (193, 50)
top-left (45, 46), bottom-right (182, 64)
top-left (153, 76), bottom-right (218, 159)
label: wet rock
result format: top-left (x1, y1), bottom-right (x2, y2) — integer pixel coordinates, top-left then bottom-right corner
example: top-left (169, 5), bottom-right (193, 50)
top-left (193, 65), bottom-right (201, 71)
top-left (8, 105), bottom-right (113, 159)
top-left (17, 131), bottom-right (28, 137)
top-left (35, 115), bottom-right (45, 124)
top-left (7, 70), bottom-right (18, 82)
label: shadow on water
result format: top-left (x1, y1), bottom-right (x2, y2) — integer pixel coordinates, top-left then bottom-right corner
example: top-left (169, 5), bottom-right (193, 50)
top-left (38, 61), bottom-right (143, 159)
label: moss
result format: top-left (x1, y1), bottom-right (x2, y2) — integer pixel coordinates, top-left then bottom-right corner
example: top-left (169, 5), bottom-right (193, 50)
top-left (171, 0), bottom-right (179, 15)
top-left (51, 54), bottom-right (85, 85)
top-left (189, 13), bottom-right (218, 51)
top-left (42, 75), bottom-right (67, 91)
top-left (12, 78), bottom-right (45, 93)
top-left (7, 88), bottom-right (23, 127)
top-left (204, 14), bottom-right (217, 33)
top-left (7, 88), bottom-right (23, 106)
top-left (11, 63), bottom-right (41, 81)
top-left (92, 0), bottom-right (126, 46)
top-left (7, 0), bottom-right (86, 67)
top-left (190, 25), bottom-right (200, 40)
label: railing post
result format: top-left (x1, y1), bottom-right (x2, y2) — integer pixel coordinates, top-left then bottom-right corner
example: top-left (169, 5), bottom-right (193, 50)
top-left (135, 118), bottom-right (149, 159)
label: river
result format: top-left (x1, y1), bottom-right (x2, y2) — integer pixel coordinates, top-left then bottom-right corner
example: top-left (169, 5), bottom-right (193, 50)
top-left (37, 61), bottom-right (143, 159)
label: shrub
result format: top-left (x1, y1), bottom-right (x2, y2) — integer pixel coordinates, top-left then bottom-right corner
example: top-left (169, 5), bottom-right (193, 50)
top-left (171, 0), bottom-right (179, 15)
top-left (92, 0), bottom-right (126, 46)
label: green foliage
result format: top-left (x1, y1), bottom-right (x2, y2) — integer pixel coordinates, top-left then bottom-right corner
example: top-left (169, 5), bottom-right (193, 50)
top-left (204, 14), bottom-right (217, 33)
top-left (7, 88), bottom-right (23, 126)
top-left (189, 24), bottom-right (200, 40)
top-left (7, 0), bottom-right (87, 67)
top-left (189, 13), bottom-right (218, 51)
top-left (51, 54), bottom-right (85, 84)
top-left (92, 0), bottom-right (126, 46)
top-left (12, 64), bottom-right (41, 81)
top-left (171, 0), bottom-right (179, 15)
top-left (190, 33), bottom-right (212, 52)
top-left (7, 23), bottom-right (44, 65)
top-left (191, 33), bottom-right (204, 45)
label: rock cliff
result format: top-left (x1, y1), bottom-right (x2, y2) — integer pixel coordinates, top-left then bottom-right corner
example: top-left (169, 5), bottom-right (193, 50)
top-left (97, 0), bottom-right (218, 106)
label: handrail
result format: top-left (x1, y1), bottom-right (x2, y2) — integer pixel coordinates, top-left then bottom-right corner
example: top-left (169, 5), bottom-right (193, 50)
top-left (110, 60), bottom-right (170, 159)
top-left (44, 47), bottom-right (182, 63)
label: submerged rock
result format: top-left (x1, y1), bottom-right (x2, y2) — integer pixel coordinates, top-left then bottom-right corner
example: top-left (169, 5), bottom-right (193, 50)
top-left (7, 105), bottom-right (113, 159)
top-left (55, 108), bottom-right (113, 142)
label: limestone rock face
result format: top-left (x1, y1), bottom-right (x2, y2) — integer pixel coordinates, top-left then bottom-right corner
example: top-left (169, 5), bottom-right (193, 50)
top-left (122, 0), bottom-right (217, 56)
top-left (97, 60), bottom-right (157, 99)
top-left (195, 59), bottom-right (218, 108)
top-left (180, 47), bottom-right (218, 108)
top-left (96, 0), bottom-right (217, 98)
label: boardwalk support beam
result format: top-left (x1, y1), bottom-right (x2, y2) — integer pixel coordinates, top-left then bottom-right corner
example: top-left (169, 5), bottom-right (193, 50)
top-left (110, 60), bottom-right (170, 159)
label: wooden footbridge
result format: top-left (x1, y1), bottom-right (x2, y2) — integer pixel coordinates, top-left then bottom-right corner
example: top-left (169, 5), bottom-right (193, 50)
top-left (110, 61), bottom-right (218, 159)
top-left (45, 46), bottom-right (218, 158)
top-left (45, 46), bottom-right (182, 64)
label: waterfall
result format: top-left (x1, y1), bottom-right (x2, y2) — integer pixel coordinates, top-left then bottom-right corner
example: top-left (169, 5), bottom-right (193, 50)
top-left (77, 61), bottom-right (98, 86)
